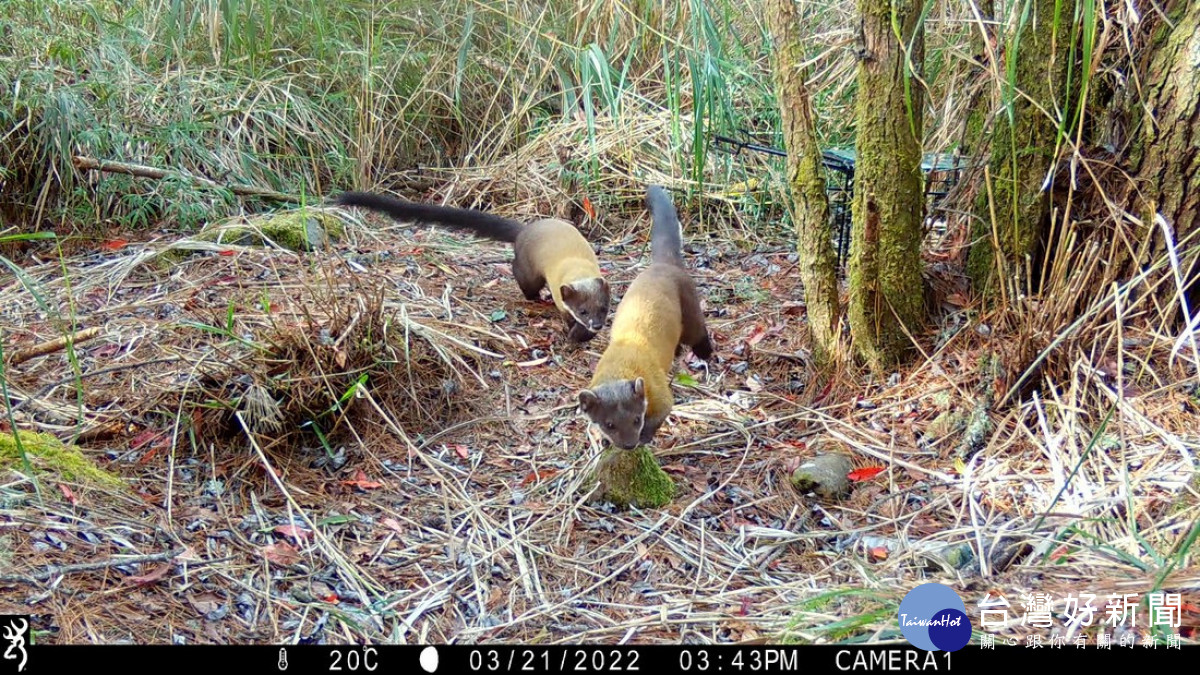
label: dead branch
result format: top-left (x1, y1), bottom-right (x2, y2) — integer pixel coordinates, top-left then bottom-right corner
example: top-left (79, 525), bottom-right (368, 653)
top-left (72, 156), bottom-right (302, 203)
top-left (9, 327), bottom-right (103, 365)
top-left (0, 548), bottom-right (183, 584)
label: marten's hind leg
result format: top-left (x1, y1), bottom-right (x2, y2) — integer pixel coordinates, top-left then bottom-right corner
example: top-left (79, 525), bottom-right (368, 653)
top-left (679, 280), bottom-right (714, 361)
top-left (512, 255), bottom-right (546, 301)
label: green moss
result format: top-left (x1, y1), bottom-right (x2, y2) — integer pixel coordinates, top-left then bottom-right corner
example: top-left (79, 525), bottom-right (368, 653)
top-left (588, 446), bottom-right (676, 509)
top-left (198, 208), bottom-right (344, 252)
top-left (0, 429), bottom-right (126, 490)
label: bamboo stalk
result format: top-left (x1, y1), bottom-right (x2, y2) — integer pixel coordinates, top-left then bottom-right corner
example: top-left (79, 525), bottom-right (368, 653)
top-left (9, 327), bottom-right (103, 365)
top-left (72, 155), bottom-right (302, 203)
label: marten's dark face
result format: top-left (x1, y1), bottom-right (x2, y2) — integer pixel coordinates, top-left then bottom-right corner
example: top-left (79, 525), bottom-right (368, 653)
top-left (560, 278), bottom-right (610, 333)
top-left (578, 378), bottom-right (646, 450)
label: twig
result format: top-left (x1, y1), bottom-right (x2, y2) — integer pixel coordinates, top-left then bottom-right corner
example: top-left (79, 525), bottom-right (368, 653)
top-left (0, 548), bottom-right (183, 584)
top-left (9, 356), bottom-right (185, 413)
top-left (9, 327), bottom-right (103, 365)
top-left (72, 156), bottom-right (302, 203)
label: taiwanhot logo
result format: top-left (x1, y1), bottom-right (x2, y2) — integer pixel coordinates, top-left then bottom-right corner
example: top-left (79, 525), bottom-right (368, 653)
top-left (897, 583), bottom-right (972, 652)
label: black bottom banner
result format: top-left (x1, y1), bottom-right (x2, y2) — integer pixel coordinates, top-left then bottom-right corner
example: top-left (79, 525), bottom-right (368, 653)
top-left (10, 643), bottom-right (1198, 673)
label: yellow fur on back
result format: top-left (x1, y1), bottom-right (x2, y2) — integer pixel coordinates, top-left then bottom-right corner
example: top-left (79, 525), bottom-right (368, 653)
top-left (520, 219), bottom-right (602, 310)
top-left (589, 265), bottom-right (683, 420)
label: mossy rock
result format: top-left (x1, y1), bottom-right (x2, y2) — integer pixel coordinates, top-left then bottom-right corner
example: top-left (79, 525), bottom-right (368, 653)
top-left (790, 453), bottom-right (853, 499)
top-left (588, 446), bottom-right (676, 509)
top-left (198, 208), bottom-right (344, 252)
top-left (1, 429), bottom-right (126, 490)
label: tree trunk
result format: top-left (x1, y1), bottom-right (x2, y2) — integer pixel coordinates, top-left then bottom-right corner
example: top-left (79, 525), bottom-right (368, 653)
top-left (960, 0), bottom-right (997, 157)
top-left (1127, 1), bottom-right (1200, 322)
top-left (766, 0), bottom-right (841, 367)
top-left (967, 0), bottom-right (1079, 295)
top-left (847, 0), bottom-right (926, 370)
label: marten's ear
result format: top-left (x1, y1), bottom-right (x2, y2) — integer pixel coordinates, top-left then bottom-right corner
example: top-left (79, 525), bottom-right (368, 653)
top-left (560, 285), bottom-right (577, 303)
top-left (631, 378), bottom-right (645, 398)
top-left (577, 389), bottom-right (598, 413)
top-left (596, 279), bottom-right (610, 305)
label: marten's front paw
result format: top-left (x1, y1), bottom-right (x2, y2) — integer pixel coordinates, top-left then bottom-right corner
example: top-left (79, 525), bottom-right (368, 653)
top-left (566, 321), bottom-right (597, 343)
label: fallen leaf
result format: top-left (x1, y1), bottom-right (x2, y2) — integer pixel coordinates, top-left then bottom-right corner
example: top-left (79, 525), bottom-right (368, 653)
top-left (944, 293), bottom-right (970, 308)
top-left (868, 546), bottom-right (890, 561)
top-left (581, 196), bottom-right (597, 220)
top-left (738, 596), bottom-right (753, 616)
top-left (129, 429), bottom-right (166, 450)
top-left (382, 518), bottom-right (405, 535)
top-left (521, 469), bottom-right (558, 486)
top-left (263, 541), bottom-right (301, 566)
top-left (450, 444), bottom-right (470, 460)
top-left (92, 343), bottom-right (121, 358)
top-left (674, 372), bottom-right (699, 386)
top-left (274, 524), bottom-right (311, 543)
top-left (188, 592), bottom-right (225, 616)
top-left (340, 469), bottom-right (383, 491)
top-left (745, 324), bottom-right (767, 347)
top-left (847, 466), bottom-right (886, 482)
top-left (127, 564), bottom-right (171, 586)
top-left (218, 249), bottom-right (236, 257)
top-left (58, 484), bottom-right (79, 506)
top-left (99, 239), bottom-right (129, 251)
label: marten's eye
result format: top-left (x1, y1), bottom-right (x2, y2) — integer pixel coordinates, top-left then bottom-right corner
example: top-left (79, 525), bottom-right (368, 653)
top-left (605, 422), bottom-right (616, 430)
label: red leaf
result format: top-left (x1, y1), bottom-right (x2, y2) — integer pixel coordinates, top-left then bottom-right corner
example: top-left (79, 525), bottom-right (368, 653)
top-left (581, 196), bottom-right (597, 220)
top-left (127, 564), bottom-right (171, 586)
top-left (738, 596), bottom-right (753, 616)
top-left (745, 324), bottom-right (767, 347)
top-left (130, 429), bottom-right (166, 450)
top-left (99, 239), bottom-right (128, 251)
top-left (274, 525), bottom-right (311, 543)
top-left (263, 542), bottom-right (301, 566)
top-left (59, 483), bottom-right (79, 506)
top-left (450, 444), bottom-right (469, 460)
top-left (92, 343), bottom-right (121, 358)
top-left (848, 466), bottom-right (886, 482)
top-left (340, 469), bottom-right (382, 491)
top-left (218, 250), bottom-right (236, 257)
top-left (321, 592), bottom-right (340, 604)
top-left (868, 546), bottom-right (890, 561)
top-left (521, 469), bottom-right (559, 486)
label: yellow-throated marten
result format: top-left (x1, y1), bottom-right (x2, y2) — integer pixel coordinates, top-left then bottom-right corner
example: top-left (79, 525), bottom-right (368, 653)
top-left (577, 185), bottom-right (713, 449)
top-left (336, 191), bottom-right (610, 341)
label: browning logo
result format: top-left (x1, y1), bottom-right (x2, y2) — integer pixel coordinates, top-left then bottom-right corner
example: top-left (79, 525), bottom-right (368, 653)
top-left (1, 616), bottom-right (28, 673)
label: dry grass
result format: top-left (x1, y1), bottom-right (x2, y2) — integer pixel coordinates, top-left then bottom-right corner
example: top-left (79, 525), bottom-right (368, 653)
top-left (2, 0), bottom-right (1198, 649)
top-left (3, 186), bottom-right (1198, 644)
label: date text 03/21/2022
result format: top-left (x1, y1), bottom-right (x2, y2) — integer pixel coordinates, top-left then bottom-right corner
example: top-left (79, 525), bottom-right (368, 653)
top-left (464, 648), bottom-right (951, 672)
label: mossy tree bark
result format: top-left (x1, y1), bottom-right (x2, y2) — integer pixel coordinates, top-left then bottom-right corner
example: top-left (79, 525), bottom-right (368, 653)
top-left (846, 0), bottom-right (926, 370)
top-left (765, 0), bottom-right (841, 367)
top-left (967, 0), bottom-right (1079, 296)
top-left (960, 0), bottom-right (997, 156)
top-left (1126, 1), bottom-right (1200, 322)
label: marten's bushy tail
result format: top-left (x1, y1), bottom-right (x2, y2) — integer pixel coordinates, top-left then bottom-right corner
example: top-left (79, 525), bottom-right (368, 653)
top-left (335, 191), bottom-right (523, 243)
top-left (646, 185), bottom-right (684, 267)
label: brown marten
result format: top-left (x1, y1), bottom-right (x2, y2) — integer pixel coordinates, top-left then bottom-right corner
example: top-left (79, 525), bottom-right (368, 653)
top-left (577, 185), bottom-right (713, 449)
top-left (335, 191), bottom-right (610, 341)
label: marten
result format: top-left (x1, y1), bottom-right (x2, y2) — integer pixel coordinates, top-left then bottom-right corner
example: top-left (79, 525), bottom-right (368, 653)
top-left (577, 185), bottom-right (713, 449)
top-left (335, 191), bottom-right (610, 342)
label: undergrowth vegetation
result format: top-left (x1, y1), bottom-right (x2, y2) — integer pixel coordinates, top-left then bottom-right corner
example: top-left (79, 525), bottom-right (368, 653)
top-left (0, 0), bottom-right (1196, 647)
top-left (2, 0), bottom-right (982, 235)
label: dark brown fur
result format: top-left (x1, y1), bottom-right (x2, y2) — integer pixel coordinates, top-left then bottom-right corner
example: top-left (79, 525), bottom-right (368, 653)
top-left (336, 191), bottom-right (609, 340)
